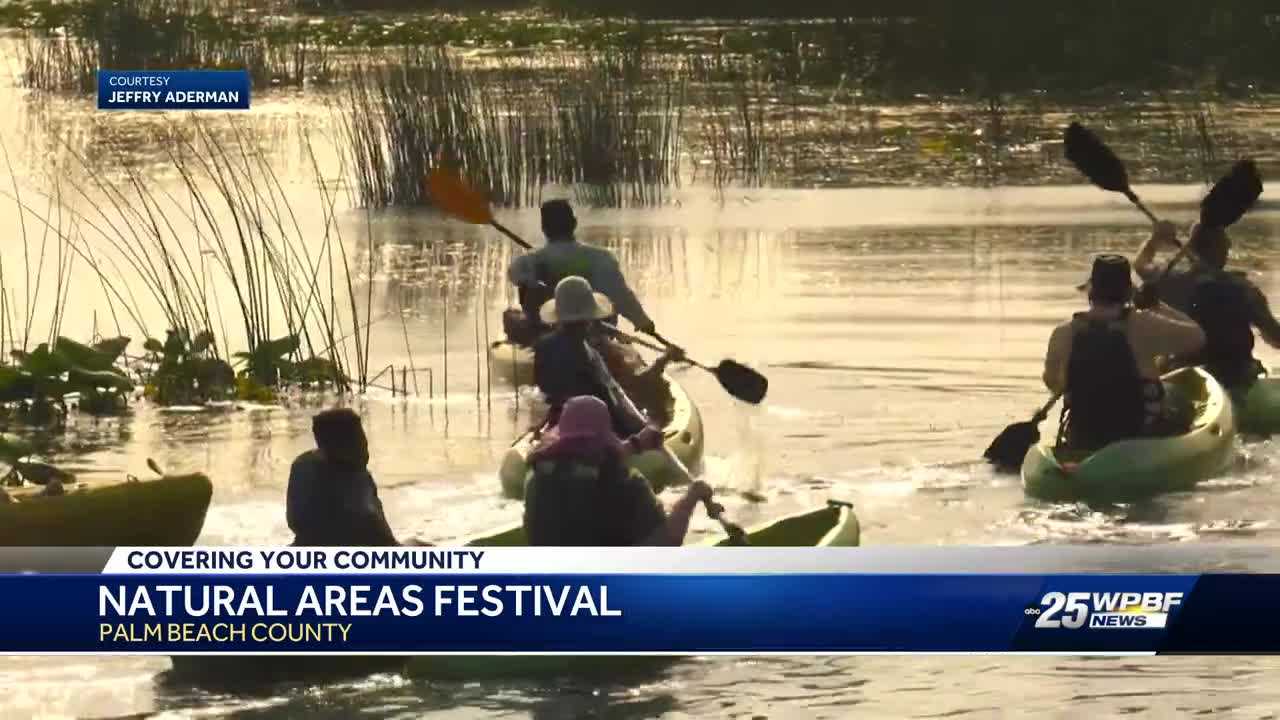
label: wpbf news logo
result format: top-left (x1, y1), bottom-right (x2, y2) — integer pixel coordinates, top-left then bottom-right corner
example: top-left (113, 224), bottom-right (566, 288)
top-left (1025, 592), bottom-right (1184, 629)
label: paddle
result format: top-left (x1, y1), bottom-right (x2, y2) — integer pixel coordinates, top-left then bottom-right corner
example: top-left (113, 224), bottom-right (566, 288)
top-left (425, 165), bottom-right (532, 250)
top-left (602, 325), bottom-right (769, 405)
top-left (1063, 121), bottom-right (1159, 223)
top-left (705, 500), bottom-right (749, 546)
top-left (983, 394), bottom-right (1061, 471)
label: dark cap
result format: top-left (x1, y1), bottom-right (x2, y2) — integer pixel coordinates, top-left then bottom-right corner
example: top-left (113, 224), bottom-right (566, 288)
top-left (1079, 254), bottom-right (1134, 304)
top-left (541, 199), bottom-right (577, 238)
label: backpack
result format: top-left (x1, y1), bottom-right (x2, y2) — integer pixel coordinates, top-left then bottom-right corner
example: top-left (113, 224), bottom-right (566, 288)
top-left (1188, 273), bottom-right (1256, 390)
top-left (1062, 310), bottom-right (1150, 452)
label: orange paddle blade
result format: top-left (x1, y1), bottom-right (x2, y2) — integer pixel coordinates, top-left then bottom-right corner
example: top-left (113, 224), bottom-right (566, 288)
top-left (425, 167), bottom-right (494, 225)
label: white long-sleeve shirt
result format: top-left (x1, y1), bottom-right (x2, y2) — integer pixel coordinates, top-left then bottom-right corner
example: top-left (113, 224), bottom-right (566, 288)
top-left (508, 236), bottom-right (654, 330)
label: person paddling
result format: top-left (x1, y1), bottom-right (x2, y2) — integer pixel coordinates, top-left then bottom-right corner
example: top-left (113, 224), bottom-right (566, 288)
top-left (1044, 255), bottom-right (1206, 452)
top-left (286, 408), bottom-right (398, 546)
top-left (506, 200), bottom-right (657, 343)
top-left (523, 395), bottom-right (715, 546)
top-left (535, 276), bottom-right (684, 437)
top-left (1135, 220), bottom-right (1280, 390)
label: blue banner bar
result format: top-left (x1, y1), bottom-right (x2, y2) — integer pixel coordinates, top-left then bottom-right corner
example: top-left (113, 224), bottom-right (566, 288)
top-left (97, 70), bottom-right (250, 111)
top-left (7, 572), bottom-right (1275, 654)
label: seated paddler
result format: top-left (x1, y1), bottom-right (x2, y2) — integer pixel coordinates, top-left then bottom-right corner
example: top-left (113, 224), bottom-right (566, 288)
top-left (505, 199), bottom-right (657, 346)
top-left (287, 408), bottom-right (399, 546)
top-left (1043, 254), bottom-right (1206, 452)
top-left (1136, 220), bottom-right (1280, 390)
top-left (534, 275), bottom-right (684, 438)
top-left (523, 395), bottom-right (715, 546)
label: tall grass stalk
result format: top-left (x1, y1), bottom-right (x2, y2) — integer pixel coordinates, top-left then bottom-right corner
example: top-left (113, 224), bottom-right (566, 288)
top-left (340, 47), bottom-right (686, 210)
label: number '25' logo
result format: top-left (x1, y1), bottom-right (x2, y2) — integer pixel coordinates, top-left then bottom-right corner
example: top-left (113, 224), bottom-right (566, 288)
top-left (1026, 592), bottom-right (1088, 629)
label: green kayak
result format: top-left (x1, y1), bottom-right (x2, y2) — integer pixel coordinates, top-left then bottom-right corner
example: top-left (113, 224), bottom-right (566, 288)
top-left (1022, 367), bottom-right (1235, 503)
top-left (1232, 374), bottom-right (1280, 435)
top-left (403, 500), bottom-right (860, 680)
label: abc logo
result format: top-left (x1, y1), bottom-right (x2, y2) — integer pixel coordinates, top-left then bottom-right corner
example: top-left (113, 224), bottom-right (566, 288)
top-left (1024, 605), bottom-right (1042, 616)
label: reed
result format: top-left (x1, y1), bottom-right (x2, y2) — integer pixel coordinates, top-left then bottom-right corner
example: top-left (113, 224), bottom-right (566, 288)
top-left (16, 0), bottom-right (333, 93)
top-left (9, 117), bottom-right (374, 399)
top-left (339, 46), bottom-right (686, 210)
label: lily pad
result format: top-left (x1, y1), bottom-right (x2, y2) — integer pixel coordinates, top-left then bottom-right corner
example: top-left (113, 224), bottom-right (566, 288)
top-left (67, 367), bottom-right (134, 393)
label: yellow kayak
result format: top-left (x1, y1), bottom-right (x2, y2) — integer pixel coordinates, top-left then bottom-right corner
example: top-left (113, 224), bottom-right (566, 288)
top-left (0, 473), bottom-right (213, 546)
top-left (488, 340), bottom-right (535, 387)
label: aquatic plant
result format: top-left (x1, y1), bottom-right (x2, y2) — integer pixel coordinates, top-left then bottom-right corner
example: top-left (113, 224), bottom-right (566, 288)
top-left (4, 117), bottom-right (375, 407)
top-left (1, 336), bottom-right (134, 424)
top-left (140, 329), bottom-right (235, 406)
top-left (341, 46), bottom-right (685, 209)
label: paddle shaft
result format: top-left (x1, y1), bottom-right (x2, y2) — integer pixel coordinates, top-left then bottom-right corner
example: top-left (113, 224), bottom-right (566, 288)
top-left (602, 324), bottom-right (712, 371)
top-left (1124, 189), bottom-right (1159, 225)
top-left (1034, 393), bottom-right (1062, 422)
top-left (491, 220), bottom-right (532, 250)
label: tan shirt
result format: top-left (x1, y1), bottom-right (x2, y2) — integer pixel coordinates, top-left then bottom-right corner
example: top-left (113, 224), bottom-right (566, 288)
top-left (1043, 304), bottom-right (1206, 394)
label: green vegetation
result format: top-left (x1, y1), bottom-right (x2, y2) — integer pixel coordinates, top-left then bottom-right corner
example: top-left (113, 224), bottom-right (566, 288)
top-left (9, 0), bottom-right (334, 92)
top-left (140, 329), bottom-right (235, 406)
top-left (0, 336), bottom-right (133, 425)
top-left (6, 1), bottom-right (1280, 96)
top-left (1, 115), bottom-right (374, 419)
top-left (342, 47), bottom-right (685, 209)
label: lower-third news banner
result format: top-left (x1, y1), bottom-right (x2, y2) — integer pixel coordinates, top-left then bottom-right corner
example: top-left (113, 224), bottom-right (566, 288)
top-left (0, 547), bottom-right (1276, 654)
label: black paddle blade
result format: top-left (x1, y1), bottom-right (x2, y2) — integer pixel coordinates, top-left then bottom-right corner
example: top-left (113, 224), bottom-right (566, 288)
top-left (983, 420), bottom-right (1040, 472)
top-left (1064, 121), bottom-right (1131, 194)
top-left (715, 360), bottom-right (768, 404)
top-left (1201, 159), bottom-right (1263, 229)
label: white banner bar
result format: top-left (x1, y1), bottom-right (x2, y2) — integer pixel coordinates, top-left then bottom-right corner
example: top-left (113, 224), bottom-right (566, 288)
top-left (102, 544), bottom-right (1280, 575)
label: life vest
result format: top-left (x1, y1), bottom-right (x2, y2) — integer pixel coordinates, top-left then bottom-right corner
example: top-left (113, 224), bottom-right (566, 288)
top-left (1188, 272), bottom-right (1257, 390)
top-left (516, 257), bottom-right (557, 337)
top-left (1062, 308), bottom-right (1163, 452)
top-left (522, 456), bottom-right (651, 546)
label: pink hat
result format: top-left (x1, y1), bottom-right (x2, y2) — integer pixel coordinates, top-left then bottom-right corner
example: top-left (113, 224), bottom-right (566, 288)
top-left (553, 396), bottom-right (619, 444)
top-left (533, 396), bottom-right (623, 461)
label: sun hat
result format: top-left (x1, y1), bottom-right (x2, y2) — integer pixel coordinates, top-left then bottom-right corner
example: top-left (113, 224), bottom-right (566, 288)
top-left (1075, 254), bottom-right (1134, 303)
top-left (539, 276), bottom-right (613, 325)
top-left (551, 396), bottom-right (619, 445)
top-left (531, 395), bottom-right (624, 462)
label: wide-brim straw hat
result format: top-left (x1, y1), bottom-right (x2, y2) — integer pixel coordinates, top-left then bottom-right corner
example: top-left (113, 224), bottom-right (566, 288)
top-left (540, 276), bottom-right (613, 325)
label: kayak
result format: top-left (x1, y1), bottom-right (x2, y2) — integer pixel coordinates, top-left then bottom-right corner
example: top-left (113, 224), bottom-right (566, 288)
top-left (1231, 374), bottom-right (1280, 435)
top-left (0, 473), bottom-right (213, 546)
top-left (403, 500), bottom-right (860, 680)
top-left (488, 340), bottom-right (535, 387)
top-left (1021, 367), bottom-right (1235, 503)
top-left (499, 373), bottom-right (704, 499)
top-left (463, 498), bottom-right (860, 547)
